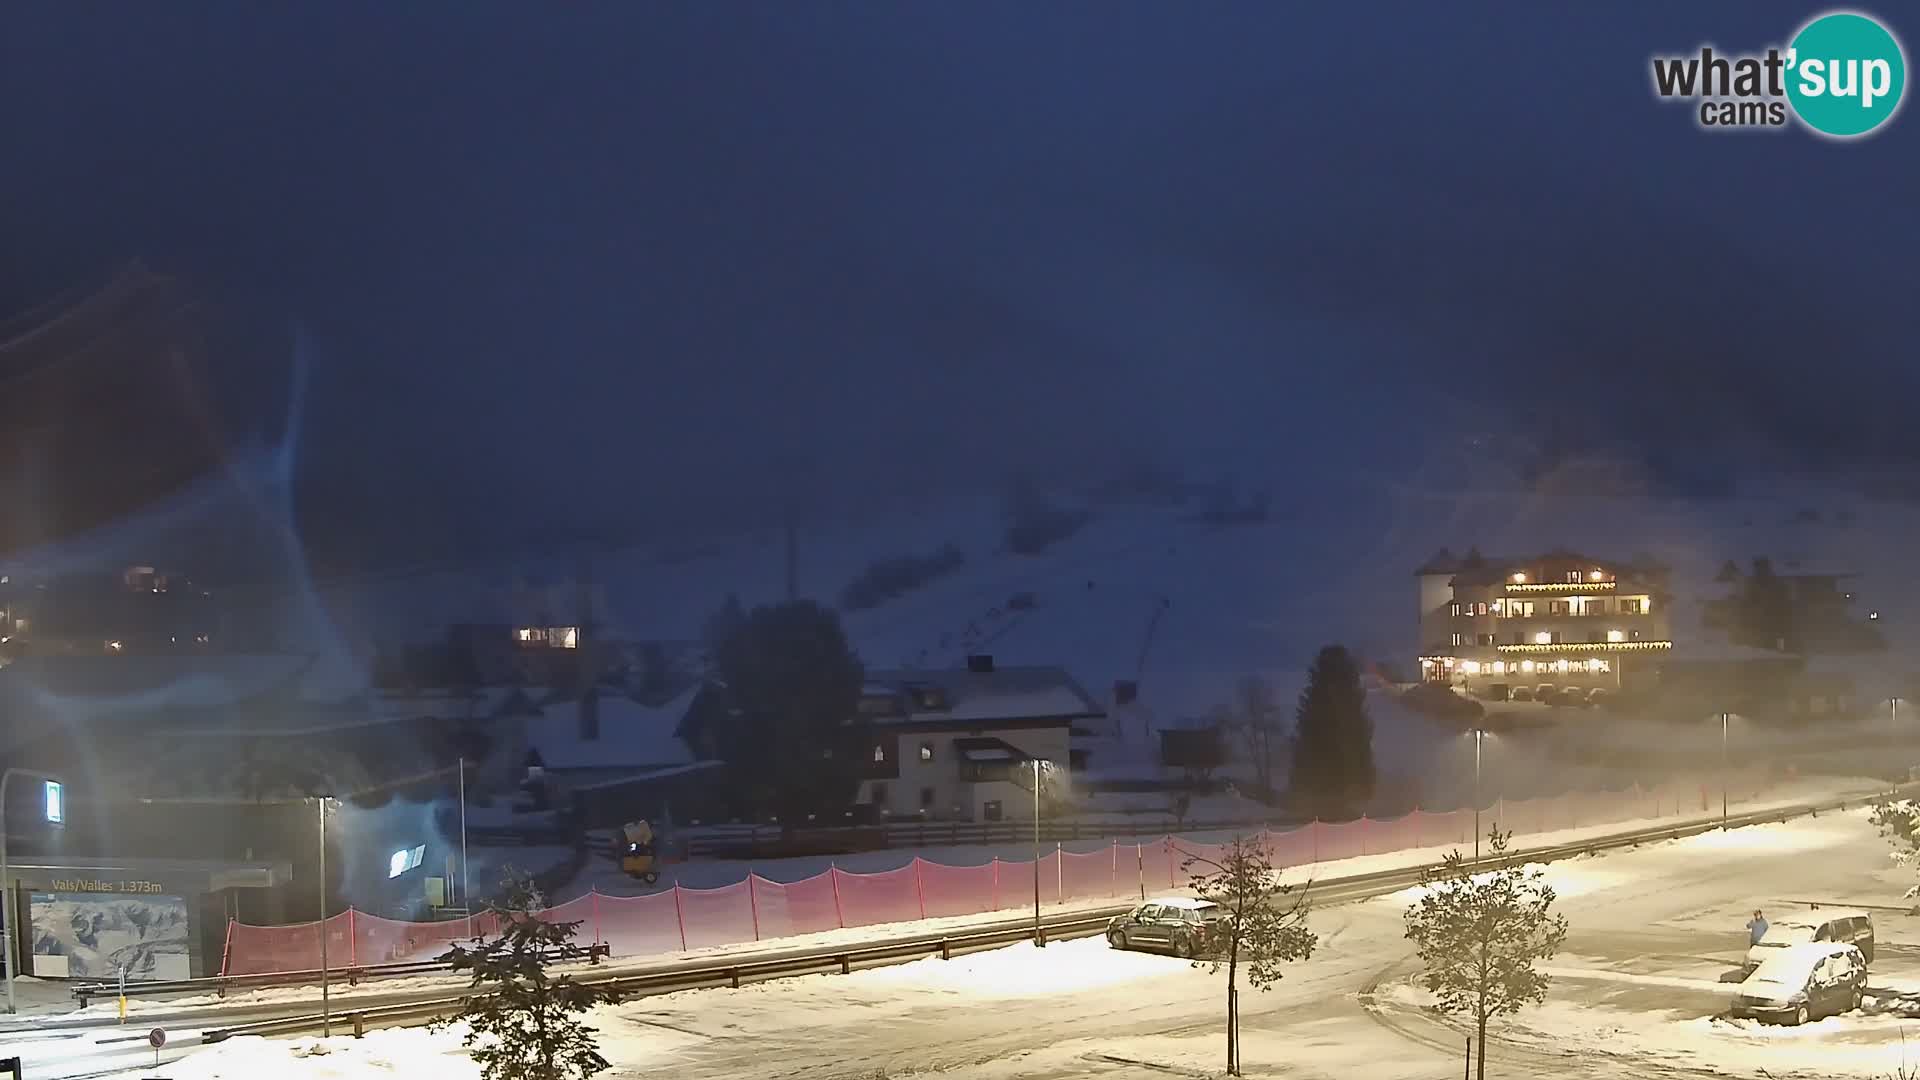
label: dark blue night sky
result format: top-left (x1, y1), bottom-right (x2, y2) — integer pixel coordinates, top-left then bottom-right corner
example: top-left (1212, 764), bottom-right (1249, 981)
top-left (0, 3), bottom-right (1911, 562)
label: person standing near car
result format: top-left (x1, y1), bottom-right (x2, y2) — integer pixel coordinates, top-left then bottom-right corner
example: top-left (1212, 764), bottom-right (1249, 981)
top-left (1749, 909), bottom-right (1769, 945)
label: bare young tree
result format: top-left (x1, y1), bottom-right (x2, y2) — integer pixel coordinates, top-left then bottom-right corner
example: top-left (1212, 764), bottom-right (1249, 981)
top-left (1228, 676), bottom-right (1285, 798)
top-left (1403, 830), bottom-right (1567, 1080)
top-left (1184, 835), bottom-right (1318, 1076)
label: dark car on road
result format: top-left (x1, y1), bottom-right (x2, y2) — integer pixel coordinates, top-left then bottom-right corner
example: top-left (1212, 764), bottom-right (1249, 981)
top-left (1107, 897), bottom-right (1226, 958)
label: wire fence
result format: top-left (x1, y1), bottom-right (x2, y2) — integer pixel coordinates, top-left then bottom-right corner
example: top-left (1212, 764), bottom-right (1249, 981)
top-left (222, 773), bottom-right (1766, 976)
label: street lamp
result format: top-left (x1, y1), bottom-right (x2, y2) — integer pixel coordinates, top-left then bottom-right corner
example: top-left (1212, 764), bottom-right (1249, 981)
top-left (1031, 759), bottom-right (1045, 948)
top-left (1471, 729), bottom-right (1486, 862)
top-left (1720, 712), bottom-right (1730, 829)
top-left (308, 795), bottom-right (339, 1036)
top-left (1, 768), bottom-right (64, 1015)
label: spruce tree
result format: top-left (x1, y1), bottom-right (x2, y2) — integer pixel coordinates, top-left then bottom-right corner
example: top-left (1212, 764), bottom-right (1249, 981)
top-left (1289, 645), bottom-right (1375, 818)
top-left (435, 871), bottom-right (621, 1080)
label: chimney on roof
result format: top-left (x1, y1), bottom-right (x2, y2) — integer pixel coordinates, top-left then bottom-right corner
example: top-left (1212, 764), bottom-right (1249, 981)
top-left (966, 654), bottom-right (994, 673)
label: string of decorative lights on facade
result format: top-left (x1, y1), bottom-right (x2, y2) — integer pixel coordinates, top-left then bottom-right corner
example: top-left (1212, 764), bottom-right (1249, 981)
top-left (1493, 639), bottom-right (1673, 654)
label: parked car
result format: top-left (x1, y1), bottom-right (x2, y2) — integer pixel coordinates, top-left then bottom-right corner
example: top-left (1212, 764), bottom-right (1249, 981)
top-left (1107, 897), bottom-right (1226, 957)
top-left (1747, 908), bottom-right (1876, 971)
top-left (1509, 685), bottom-right (1535, 702)
top-left (1732, 942), bottom-right (1866, 1025)
top-left (1584, 687), bottom-right (1609, 707)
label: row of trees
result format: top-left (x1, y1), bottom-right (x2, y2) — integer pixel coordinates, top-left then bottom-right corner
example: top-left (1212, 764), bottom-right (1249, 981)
top-left (1204, 645), bottom-right (1375, 818)
top-left (693, 594), bottom-right (1383, 823)
top-left (447, 824), bottom-right (1566, 1080)
top-left (1189, 827), bottom-right (1564, 1078)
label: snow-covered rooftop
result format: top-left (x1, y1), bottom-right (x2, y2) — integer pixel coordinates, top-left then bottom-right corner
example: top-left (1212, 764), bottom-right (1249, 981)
top-left (866, 665), bottom-right (1103, 724)
top-left (524, 685), bottom-right (704, 770)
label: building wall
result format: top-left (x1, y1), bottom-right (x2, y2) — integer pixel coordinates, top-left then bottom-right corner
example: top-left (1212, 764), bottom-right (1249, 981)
top-left (1418, 560), bottom-right (1674, 692)
top-left (858, 726), bottom-right (1071, 821)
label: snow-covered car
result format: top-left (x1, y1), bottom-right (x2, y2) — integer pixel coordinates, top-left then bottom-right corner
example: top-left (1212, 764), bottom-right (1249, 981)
top-left (1106, 897), bottom-right (1225, 957)
top-left (1732, 942), bottom-right (1866, 1025)
top-left (1746, 908), bottom-right (1875, 971)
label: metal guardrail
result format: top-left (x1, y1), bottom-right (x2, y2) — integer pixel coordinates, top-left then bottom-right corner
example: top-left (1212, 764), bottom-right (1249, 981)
top-left (68, 943), bottom-right (611, 1007)
top-left (203, 914), bottom-right (1124, 1043)
top-left (198, 785), bottom-right (1900, 1045)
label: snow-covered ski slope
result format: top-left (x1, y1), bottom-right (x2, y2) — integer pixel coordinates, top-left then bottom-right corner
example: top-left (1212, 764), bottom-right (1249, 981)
top-left (308, 476), bottom-right (1917, 717)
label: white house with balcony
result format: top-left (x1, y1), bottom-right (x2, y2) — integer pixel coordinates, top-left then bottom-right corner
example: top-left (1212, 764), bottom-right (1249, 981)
top-left (852, 658), bottom-right (1101, 821)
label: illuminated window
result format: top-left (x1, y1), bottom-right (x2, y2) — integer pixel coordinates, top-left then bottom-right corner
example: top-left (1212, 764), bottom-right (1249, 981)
top-left (1620, 598), bottom-right (1641, 615)
top-left (552, 626), bottom-right (580, 648)
top-left (1533, 631), bottom-right (1552, 645)
top-left (517, 627), bottom-right (545, 643)
top-left (1606, 629), bottom-right (1626, 643)
top-left (1566, 571), bottom-right (1581, 583)
top-left (1476, 602), bottom-right (1488, 616)
top-left (388, 845), bottom-right (425, 878)
top-left (1553, 658), bottom-right (1570, 673)
top-left (872, 744), bottom-right (886, 763)
top-left (1449, 602), bottom-right (1461, 617)
top-left (1451, 632), bottom-right (1464, 646)
top-left (1462, 661), bottom-right (1481, 675)
top-left (919, 743), bottom-right (934, 762)
top-left (1520, 660), bottom-right (1536, 673)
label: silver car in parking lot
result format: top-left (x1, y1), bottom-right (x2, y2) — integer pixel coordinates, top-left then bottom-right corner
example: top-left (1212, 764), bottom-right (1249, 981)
top-left (1106, 897), bottom-right (1226, 958)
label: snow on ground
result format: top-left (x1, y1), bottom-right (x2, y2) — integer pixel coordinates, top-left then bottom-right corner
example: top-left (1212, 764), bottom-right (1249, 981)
top-left (106, 795), bottom-right (1920, 1080)
top-left (104, 1028), bottom-right (490, 1080)
top-left (1381, 979), bottom-right (1920, 1079)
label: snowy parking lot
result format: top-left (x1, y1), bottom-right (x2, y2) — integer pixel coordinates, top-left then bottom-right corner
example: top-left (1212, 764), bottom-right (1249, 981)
top-left (86, 804), bottom-right (1920, 1079)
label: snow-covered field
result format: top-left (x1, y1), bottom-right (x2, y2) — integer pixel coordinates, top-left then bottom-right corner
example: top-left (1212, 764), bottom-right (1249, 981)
top-left (72, 793), bottom-right (1920, 1080)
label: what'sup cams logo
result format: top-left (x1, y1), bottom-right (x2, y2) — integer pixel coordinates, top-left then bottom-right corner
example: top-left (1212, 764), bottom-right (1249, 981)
top-left (1651, 10), bottom-right (1906, 138)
